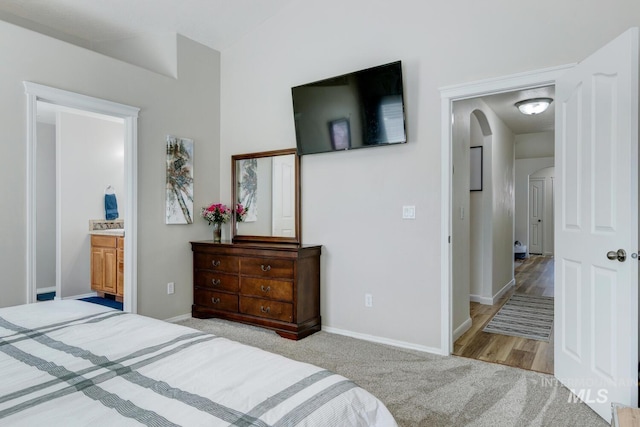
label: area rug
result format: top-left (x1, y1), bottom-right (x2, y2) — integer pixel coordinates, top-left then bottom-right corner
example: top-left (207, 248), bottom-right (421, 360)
top-left (483, 293), bottom-right (554, 342)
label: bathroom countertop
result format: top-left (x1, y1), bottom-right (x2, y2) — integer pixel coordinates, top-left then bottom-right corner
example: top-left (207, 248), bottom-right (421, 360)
top-left (89, 229), bottom-right (124, 237)
top-left (89, 219), bottom-right (124, 236)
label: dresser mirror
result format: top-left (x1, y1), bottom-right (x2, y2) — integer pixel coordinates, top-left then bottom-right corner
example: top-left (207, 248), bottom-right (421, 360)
top-left (231, 148), bottom-right (300, 244)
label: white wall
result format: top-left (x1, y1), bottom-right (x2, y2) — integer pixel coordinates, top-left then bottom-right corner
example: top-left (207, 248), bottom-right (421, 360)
top-left (36, 122), bottom-right (56, 291)
top-left (218, 0), bottom-right (640, 350)
top-left (515, 131), bottom-right (554, 159)
top-left (0, 21), bottom-right (221, 320)
top-left (57, 111), bottom-right (124, 298)
top-left (490, 113), bottom-right (515, 297)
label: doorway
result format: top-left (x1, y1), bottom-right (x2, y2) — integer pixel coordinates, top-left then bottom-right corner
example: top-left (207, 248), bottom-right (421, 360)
top-left (439, 66), bottom-right (567, 361)
top-left (24, 82), bottom-right (140, 313)
top-left (35, 102), bottom-right (125, 306)
top-left (449, 86), bottom-right (556, 374)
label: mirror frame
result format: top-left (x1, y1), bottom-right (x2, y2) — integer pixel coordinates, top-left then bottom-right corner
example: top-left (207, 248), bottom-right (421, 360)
top-left (231, 148), bottom-right (301, 244)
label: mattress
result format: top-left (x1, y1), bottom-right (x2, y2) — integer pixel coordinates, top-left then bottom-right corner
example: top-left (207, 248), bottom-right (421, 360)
top-left (0, 300), bottom-right (396, 426)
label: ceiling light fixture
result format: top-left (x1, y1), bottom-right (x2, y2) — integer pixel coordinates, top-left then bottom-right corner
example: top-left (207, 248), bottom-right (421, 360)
top-left (515, 97), bottom-right (553, 115)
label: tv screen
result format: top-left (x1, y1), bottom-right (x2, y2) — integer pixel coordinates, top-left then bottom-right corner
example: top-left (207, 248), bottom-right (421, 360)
top-left (292, 61), bottom-right (407, 155)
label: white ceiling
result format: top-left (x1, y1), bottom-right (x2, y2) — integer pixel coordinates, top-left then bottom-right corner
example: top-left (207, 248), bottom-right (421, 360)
top-left (1, 0), bottom-right (555, 134)
top-left (481, 85), bottom-right (555, 134)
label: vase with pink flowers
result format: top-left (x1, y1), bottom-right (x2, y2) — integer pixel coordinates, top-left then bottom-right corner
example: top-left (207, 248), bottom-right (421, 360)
top-left (201, 203), bottom-right (231, 243)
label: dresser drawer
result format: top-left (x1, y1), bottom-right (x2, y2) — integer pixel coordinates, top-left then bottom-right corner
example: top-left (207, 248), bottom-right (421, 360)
top-left (241, 277), bottom-right (293, 302)
top-left (240, 257), bottom-right (294, 279)
top-left (194, 253), bottom-right (239, 273)
top-left (240, 297), bottom-right (293, 322)
top-left (194, 289), bottom-right (238, 312)
top-left (195, 271), bottom-right (239, 292)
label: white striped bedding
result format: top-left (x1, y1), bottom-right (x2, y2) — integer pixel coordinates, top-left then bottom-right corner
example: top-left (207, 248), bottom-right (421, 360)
top-left (0, 300), bottom-right (396, 426)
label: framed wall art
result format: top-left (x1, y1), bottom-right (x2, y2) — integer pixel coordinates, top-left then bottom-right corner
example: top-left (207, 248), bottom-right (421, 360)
top-left (166, 135), bottom-right (194, 224)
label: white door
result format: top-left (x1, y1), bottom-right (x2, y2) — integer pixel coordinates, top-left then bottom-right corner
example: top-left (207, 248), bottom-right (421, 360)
top-left (271, 154), bottom-right (296, 236)
top-left (555, 27), bottom-right (639, 420)
top-left (529, 178), bottom-right (544, 254)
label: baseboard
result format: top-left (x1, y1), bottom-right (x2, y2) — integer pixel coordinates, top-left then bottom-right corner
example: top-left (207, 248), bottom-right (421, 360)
top-left (453, 317), bottom-right (472, 341)
top-left (470, 278), bottom-right (515, 305)
top-left (321, 326), bottom-right (445, 355)
top-left (62, 292), bottom-right (98, 300)
top-left (469, 294), bottom-right (494, 305)
top-left (493, 278), bottom-right (515, 304)
top-left (36, 286), bottom-right (56, 294)
top-left (164, 313), bottom-right (192, 323)
top-left (164, 317), bottom-right (442, 354)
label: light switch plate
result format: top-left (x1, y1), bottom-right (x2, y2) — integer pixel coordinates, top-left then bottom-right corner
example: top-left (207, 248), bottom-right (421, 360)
top-left (402, 205), bottom-right (416, 219)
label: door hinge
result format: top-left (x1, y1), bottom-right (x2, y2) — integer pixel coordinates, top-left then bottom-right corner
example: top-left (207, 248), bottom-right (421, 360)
top-left (448, 236), bottom-right (451, 243)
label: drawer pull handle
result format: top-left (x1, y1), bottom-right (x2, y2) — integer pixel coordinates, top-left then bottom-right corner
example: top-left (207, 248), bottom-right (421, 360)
top-left (211, 260), bottom-right (221, 267)
top-left (260, 306), bottom-right (271, 314)
top-left (211, 279), bottom-right (221, 286)
top-left (211, 297), bottom-right (221, 304)
top-left (261, 285), bottom-right (271, 293)
top-left (261, 264), bottom-right (271, 272)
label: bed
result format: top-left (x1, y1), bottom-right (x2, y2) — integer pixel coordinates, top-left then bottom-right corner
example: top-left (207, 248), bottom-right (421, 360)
top-left (0, 300), bottom-right (396, 426)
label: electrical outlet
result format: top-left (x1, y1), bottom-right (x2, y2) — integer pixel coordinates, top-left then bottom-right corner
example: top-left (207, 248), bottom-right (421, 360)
top-left (365, 293), bottom-right (373, 308)
top-left (167, 282), bottom-right (175, 295)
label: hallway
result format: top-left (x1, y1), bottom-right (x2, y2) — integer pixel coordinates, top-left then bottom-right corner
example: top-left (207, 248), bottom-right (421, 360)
top-left (453, 255), bottom-right (554, 374)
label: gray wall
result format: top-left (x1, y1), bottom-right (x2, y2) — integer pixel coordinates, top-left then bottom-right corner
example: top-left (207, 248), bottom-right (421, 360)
top-left (0, 23), bottom-right (220, 320)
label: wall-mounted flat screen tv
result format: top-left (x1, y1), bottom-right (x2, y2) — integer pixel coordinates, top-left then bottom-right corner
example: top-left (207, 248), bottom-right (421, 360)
top-left (292, 61), bottom-right (407, 156)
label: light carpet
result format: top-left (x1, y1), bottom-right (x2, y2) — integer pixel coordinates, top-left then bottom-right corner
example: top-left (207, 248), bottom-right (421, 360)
top-left (177, 317), bottom-right (606, 427)
top-left (483, 293), bottom-right (554, 342)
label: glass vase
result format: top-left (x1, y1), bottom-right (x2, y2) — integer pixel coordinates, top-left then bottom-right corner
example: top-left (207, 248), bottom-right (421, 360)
top-left (212, 222), bottom-right (222, 243)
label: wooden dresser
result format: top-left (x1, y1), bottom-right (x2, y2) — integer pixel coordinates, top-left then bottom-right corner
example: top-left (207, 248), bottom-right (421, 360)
top-left (191, 241), bottom-right (321, 340)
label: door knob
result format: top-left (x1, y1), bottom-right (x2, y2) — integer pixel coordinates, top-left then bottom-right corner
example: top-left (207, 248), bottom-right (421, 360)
top-left (606, 249), bottom-right (626, 262)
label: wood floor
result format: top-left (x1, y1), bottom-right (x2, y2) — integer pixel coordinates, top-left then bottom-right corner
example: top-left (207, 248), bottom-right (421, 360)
top-left (453, 255), bottom-right (554, 374)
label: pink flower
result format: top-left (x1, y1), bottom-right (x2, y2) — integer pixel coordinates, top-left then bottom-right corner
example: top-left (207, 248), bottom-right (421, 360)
top-left (201, 202), bottom-right (231, 224)
top-left (235, 203), bottom-right (247, 222)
